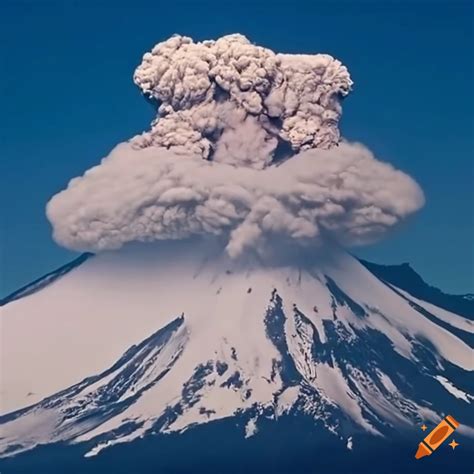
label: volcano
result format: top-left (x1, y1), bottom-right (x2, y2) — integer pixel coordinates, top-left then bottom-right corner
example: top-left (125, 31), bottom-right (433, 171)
top-left (0, 241), bottom-right (472, 474)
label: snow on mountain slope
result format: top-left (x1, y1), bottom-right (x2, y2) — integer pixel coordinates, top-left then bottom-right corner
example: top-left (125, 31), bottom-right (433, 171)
top-left (1, 240), bottom-right (472, 459)
top-left (360, 260), bottom-right (474, 319)
top-left (388, 286), bottom-right (473, 336)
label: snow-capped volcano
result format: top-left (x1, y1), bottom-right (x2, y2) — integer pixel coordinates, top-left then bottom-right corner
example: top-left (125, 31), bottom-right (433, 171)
top-left (1, 240), bottom-right (472, 467)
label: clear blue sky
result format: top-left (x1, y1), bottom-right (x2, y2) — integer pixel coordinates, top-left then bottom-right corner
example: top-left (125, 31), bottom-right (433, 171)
top-left (1, 0), bottom-right (473, 296)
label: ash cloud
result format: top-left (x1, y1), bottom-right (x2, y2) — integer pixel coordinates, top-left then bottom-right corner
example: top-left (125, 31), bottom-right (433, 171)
top-left (47, 34), bottom-right (425, 257)
top-left (132, 34), bottom-right (352, 167)
top-left (47, 142), bottom-right (424, 257)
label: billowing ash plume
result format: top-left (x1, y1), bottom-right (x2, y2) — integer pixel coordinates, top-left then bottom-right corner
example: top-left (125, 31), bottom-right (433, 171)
top-left (132, 34), bottom-right (352, 167)
top-left (47, 142), bottom-right (424, 257)
top-left (47, 34), bottom-right (425, 257)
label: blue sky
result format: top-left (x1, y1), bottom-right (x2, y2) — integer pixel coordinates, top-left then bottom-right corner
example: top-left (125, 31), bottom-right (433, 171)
top-left (1, 0), bottom-right (473, 295)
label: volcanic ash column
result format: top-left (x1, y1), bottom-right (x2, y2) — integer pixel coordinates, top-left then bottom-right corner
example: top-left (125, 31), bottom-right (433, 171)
top-left (46, 34), bottom-right (424, 259)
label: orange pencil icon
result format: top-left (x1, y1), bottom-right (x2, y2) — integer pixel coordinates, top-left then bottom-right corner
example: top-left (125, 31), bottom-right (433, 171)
top-left (415, 415), bottom-right (459, 459)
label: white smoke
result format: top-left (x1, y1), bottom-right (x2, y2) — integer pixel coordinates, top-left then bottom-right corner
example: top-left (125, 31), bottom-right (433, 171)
top-left (47, 141), bottom-right (424, 257)
top-left (46, 34), bottom-right (424, 257)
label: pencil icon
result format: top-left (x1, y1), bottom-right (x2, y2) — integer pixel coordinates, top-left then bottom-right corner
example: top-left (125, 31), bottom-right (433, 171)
top-left (415, 415), bottom-right (459, 459)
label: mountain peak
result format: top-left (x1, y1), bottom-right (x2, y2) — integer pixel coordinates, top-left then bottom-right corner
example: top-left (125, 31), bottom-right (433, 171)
top-left (1, 243), bottom-right (472, 472)
top-left (0, 242), bottom-right (474, 472)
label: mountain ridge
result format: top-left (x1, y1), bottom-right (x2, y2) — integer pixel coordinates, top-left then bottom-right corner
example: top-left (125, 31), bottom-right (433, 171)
top-left (359, 259), bottom-right (473, 319)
